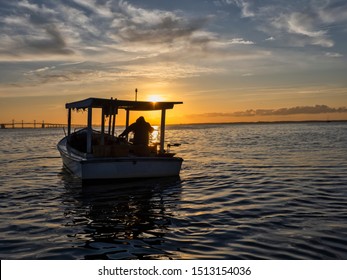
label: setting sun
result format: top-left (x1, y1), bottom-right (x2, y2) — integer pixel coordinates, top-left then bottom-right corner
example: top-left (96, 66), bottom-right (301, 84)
top-left (147, 95), bottom-right (164, 102)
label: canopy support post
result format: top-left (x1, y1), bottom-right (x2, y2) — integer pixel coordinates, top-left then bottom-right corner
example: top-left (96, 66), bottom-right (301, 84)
top-left (67, 108), bottom-right (71, 136)
top-left (87, 107), bottom-right (93, 154)
top-left (160, 109), bottom-right (166, 153)
top-left (108, 113), bottom-right (112, 135)
top-left (101, 107), bottom-right (105, 145)
top-left (125, 110), bottom-right (130, 128)
top-left (125, 109), bottom-right (130, 141)
top-left (108, 98), bottom-right (113, 135)
top-left (112, 110), bottom-right (116, 137)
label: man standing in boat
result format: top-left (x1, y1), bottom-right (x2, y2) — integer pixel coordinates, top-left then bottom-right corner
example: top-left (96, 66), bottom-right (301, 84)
top-left (119, 116), bottom-right (154, 146)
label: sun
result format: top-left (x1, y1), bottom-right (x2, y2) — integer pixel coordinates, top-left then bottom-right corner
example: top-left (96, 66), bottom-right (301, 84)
top-left (147, 95), bottom-right (164, 102)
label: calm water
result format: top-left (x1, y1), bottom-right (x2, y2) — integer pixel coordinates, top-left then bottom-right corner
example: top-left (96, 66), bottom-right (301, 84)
top-left (1, 122), bottom-right (347, 259)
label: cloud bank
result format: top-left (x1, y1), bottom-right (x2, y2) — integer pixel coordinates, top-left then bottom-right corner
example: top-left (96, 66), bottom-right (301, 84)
top-left (190, 105), bottom-right (347, 118)
top-left (0, 0), bottom-right (255, 61)
top-left (0, 0), bottom-right (261, 88)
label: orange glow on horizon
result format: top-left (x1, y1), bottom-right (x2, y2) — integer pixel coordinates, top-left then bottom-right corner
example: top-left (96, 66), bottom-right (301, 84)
top-left (1, 87), bottom-right (347, 126)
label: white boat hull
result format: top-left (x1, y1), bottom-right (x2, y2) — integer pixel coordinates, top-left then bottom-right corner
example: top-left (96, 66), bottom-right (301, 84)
top-left (57, 137), bottom-right (183, 180)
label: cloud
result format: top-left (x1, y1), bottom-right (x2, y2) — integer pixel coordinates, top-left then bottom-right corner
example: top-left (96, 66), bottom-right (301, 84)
top-left (0, 0), bottom-right (265, 88)
top-left (112, 0), bottom-right (210, 44)
top-left (2, 0), bottom-right (346, 63)
top-left (223, 0), bottom-right (347, 48)
top-left (24, 25), bottom-right (74, 55)
top-left (0, 1), bottom-right (74, 58)
top-left (316, 0), bottom-right (347, 23)
top-left (229, 38), bottom-right (254, 45)
top-left (189, 105), bottom-right (347, 118)
top-left (271, 12), bottom-right (334, 47)
top-left (235, 105), bottom-right (347, 116)
top-left (2, 58), bottom-right (220, 89)
top-left (241, 73), bottom-right (253, 77)
top-left (71, 0), bottom-right (114, 18)
top-left (1, 0), bottom-right (217, 61)
top-left (325, 52), bottom-right (343, 58)
top-left (226, 0), bottom-right (254, 17)
top-left (1, 0), bottom-right (259, 58)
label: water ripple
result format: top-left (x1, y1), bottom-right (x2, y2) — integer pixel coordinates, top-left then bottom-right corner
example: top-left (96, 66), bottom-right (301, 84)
top-left (1, 123), bottom-right (347, 259)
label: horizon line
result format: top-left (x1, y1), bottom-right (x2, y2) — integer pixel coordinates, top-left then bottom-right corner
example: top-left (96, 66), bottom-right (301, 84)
top-left (2, 119), bottom-right (347, 129)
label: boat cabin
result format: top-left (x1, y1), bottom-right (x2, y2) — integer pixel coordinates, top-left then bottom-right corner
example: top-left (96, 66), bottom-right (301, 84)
top-left (65, 97), bottom-right (183, 156)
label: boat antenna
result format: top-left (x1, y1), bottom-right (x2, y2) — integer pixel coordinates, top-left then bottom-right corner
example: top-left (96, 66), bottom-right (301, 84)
top-left (135, 88), bottom-right (138, 101)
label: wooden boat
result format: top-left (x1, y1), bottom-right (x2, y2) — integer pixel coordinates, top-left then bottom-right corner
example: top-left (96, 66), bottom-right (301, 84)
top-left (57, 97), bottom-right (183, 181)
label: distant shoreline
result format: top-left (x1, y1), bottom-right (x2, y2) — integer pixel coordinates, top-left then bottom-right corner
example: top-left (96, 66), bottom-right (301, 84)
top-left (1, 119), bottom-right (346, 129)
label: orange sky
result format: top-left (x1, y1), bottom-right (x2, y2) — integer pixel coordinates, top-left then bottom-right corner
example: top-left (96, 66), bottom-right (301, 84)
top-left (1, 79), bottom-right (347, 125)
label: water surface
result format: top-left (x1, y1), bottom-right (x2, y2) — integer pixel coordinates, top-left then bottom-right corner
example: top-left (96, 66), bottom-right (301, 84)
top-left (1, 122), bottom-right (347, 259)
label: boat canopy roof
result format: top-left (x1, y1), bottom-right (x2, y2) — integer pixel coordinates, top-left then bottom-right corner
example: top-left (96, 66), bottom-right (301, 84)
top-left (66, 97), bottom-right (182, 111)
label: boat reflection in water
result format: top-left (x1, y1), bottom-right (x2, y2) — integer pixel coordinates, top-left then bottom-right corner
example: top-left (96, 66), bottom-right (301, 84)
top-left (61, 171), bottom-right (182, 259)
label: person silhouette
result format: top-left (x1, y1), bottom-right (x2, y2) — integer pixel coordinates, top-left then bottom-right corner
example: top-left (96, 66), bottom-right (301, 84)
top-left (119, 116), bottom-right (154, 146)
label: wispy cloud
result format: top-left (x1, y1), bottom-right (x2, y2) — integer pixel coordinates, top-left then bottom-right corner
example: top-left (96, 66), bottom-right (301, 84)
top-left (316, 0), bottom-right (347, 23)
top-left (229, 0), bottom-right (254, 17)
top-left (0, 0), bottom-right (261, 85)
top-left (2, 59), bottom-right (220, 90)
top-left (271, 12), bottom-right (333, 47)
top-left (222, 0), bottom-right (347, 48)
top-left (325, 52), bottom-right (343, 58)
top-left (265, 36), bottom-right (275, 41)
top-left (112, 1), bottom-right (209, 44)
